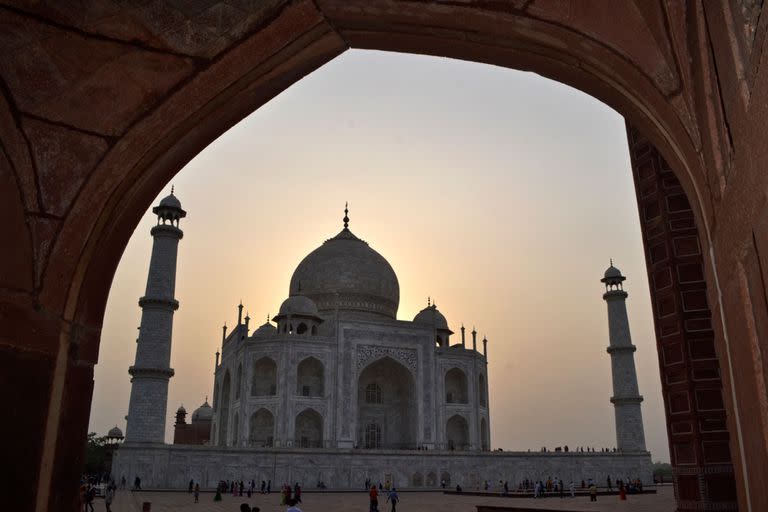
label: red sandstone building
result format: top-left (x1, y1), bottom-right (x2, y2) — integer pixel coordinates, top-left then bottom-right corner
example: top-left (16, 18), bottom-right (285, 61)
top-left (4, 3), bottom-right (768, 512)
top-left (172, 401), bottom-right (213, 446)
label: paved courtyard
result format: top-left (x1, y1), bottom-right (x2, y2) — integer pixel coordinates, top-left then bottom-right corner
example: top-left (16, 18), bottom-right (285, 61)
top-left (112, 486), bottom-right (675, 512)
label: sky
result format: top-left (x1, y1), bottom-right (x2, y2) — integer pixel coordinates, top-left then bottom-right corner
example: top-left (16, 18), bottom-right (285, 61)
top-left (89, 50), bottom-right (670, 462)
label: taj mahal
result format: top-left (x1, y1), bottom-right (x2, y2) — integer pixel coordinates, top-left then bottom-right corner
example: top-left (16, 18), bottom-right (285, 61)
top-left (112, 191), bottom-right (652, 489)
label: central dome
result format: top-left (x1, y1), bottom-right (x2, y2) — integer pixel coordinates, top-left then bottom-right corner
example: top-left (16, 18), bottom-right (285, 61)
top-left (289, 226), bottom-right (399, 319)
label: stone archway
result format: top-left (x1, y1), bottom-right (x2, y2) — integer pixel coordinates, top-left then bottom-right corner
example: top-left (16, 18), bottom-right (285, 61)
top-left (444, 368), bottom-right (468, 404)
top-left (218, 371), bottom-right (231, 447)
top-left (297, 357), bottom-right (324, 397)
top-left (446, 414), bottom-right (469, 451)
top-left (357, 356), bottom-right (417, 449)
top-left (2, 3), bottom-right (765, 511)
top-left (249, 408), bottom-right (275, 447)
top-left (295, 408), bottom-right (323, 448)
top-left (252, 357), bottom-right (277, 396)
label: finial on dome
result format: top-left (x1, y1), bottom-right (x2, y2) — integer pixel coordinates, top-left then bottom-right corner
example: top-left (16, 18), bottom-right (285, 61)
top-left (205, 395), bottom-right (208, 402)
top-left (610, 258), bottom-right (613, 266)
top-left (171, 184), bottom-right (174, 195)
top-left (427, 296), bottom-right (431, 307)
top-left (343, 202), bottom-right (349, 229)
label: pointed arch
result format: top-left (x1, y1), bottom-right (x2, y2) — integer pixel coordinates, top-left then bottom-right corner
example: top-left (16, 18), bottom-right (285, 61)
top-left (252, 356), bottom-right (277, 396)
top-left (218, 370), bottom-right (231, 446)
top-left (249, 408), bottom-right (275, 447)
top-left (295, 408), bottom-right (323, 448)
top-left (479, 373), bottom-right (487, 407)
top-left (480, 417), bottom-right (489, 451)
top-left (235, 363), bottom-right (242, 400)
top-left (446, 414), bottom-right (469, 451)
top-left (297, 356), bottom-right (325, 397)
top-left (232, 411), bottom-right (239, 447)
top-left (357, 356), bottom-right (416, 449)
top-left (445, 367), bottom-right (468, 403)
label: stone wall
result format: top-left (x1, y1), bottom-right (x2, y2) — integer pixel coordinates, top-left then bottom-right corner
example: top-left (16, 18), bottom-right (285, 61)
top-left (112, 444), bottom-right (652, 490)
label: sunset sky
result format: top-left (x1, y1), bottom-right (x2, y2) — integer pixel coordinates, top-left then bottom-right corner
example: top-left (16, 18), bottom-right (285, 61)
top-left (89, 50), bottom-right (670, 462)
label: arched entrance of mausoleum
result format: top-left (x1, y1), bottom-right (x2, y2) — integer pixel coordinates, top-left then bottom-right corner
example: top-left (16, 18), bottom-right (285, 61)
top-left (357, 357), bottom-right (417, 449)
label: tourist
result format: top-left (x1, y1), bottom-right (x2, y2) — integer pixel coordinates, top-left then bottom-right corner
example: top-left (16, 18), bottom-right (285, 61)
top-left (619, 483), bottom-right (627, 501)
top-left (188, 479), bottom-right (194, 493)
top-left (559, 479), bottom-right (564, 498)
top-left (134, 476), bottom-right (142, 490)
top-left (369, 485), bottom-right (379, 512)
top-left (105, 482), bottom-right (115, 512)
top-left (85, 483), bottom-right (96, 512)
top-left (294, 483), bottom-right (302, 503)
top-left (455, 484), bottom-right (462, 493)
top-left (267, 480), bottom-right (272, 494)
top-left (240, 504), bottom-right (251, 512)
top-left (286, 498), bottom-right (302, 512)
top-left (120, 476), bottom-right (126, 490)
top-left (214, 485), bottom-right (222, 502)
top-left (440, 479), bottom-right (445, 489)
top-left (589, 482), bottom-right (598, 502)
top-left (261, 480), bottom-right (266, 494)
top-left (193, 483), bottom-right (199, 503)
top-left (386, 487), bottom-right (399, 512)
top-left (607, 475), bottom-right (612, 491)
top-left (569, 480), bottom-right (575, 498)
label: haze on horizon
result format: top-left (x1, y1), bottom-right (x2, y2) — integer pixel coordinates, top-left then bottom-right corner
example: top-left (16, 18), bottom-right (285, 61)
top-left (90, 50), bottom-right (670, 462)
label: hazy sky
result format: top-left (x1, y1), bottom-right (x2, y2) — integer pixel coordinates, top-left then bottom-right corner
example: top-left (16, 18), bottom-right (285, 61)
top-left (90, 50), bottom-right (670, 462)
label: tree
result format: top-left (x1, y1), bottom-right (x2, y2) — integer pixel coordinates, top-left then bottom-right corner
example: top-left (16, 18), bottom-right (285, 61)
top-left (84, 432), bottom-right (108, 475)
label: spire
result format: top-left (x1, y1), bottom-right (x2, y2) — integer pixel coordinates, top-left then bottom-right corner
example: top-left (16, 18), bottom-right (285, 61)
top-left (461, 324), bottom-right (466, 347)
top-left (171, 184), bottom-right (174, 195)
top-left (237, 301), bottom-right (243, 325)
top-left (427, 296), bottom-right (431, 307)
top-left (610, 257), bottom-right (613, 266)
top-left (343, 202), bottom-right (349, 229)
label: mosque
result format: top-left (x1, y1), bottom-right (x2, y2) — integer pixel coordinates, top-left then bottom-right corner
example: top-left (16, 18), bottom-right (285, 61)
top-left (112, 192), bottom-right (652, 489)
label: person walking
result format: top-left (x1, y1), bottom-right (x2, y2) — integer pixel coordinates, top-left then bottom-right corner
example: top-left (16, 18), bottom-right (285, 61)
top-left (286, 498), bottom-right (302, 512)
top-left (194, 483), bottom-right (199, 503)
top-left (105, 482), bottom-right (115, 512)
top-left (589, 483), bottom-right (598, 502)
top-left (386, 487), bottom-right (399, 512)
top-left (189, 479), bottom-right (194, 493)
top-left (369, 485), bottom-right (379, 512)
top-left (569, 480), bottom-right (575, 498)
top-left (607, 476), bottom-right (612, 492)
top-left (294, 483), bottom-right (302, 503)
top-left (267, 480), bottom-right (271, 494)
top-left (619, 483), bottom-right (627, 501)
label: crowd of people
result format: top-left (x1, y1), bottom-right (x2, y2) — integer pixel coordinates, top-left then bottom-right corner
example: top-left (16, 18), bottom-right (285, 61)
top-left (86, 471), bottom-right (645, 512)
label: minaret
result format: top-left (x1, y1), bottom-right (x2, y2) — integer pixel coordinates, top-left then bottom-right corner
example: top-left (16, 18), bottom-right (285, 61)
top-left (124, 188), bottom-right (186, 443)
top-left (601, 261), bottom-right (647, 452)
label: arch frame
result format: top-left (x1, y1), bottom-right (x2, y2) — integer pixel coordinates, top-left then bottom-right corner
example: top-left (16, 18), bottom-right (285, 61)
top-left (2, 3), bottom-right (760, 511)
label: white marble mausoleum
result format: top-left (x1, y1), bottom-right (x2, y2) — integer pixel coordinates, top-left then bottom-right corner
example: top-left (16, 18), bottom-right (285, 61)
top-left (113, 194), bottom-right (652, 489)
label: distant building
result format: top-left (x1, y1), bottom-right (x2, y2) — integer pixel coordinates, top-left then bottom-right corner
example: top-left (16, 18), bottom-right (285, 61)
top-left (173, 401), bottom-right (213, 445)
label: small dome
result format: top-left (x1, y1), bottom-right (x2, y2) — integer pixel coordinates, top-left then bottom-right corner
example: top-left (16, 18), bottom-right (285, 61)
top-left (278, 295), bottom-right (319, 316)
top-left (107, 425), bottom-right (123, 438)
top-left (252, 321), bottom-right (277, 337)
top-left (604, 265), bottom-right (622, 279)
top-left (192, 400), bottom-right (213, 422)
top-left (159, 193), bottom-right (182, 209)
top-left (176, 404), bottom-right (186, 413)
top-left (413, 305), bottom-right (450, 331)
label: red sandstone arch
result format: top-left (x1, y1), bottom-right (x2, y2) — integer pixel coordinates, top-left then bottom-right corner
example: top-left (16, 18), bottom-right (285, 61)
top-left (2, 2), bottom-right (767, 511)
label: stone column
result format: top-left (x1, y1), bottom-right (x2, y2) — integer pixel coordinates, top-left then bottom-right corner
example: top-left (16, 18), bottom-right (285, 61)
top-left (602, 265), bottom-right (646, 452)
top-left (125, 191), bottom-right (185, 444)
